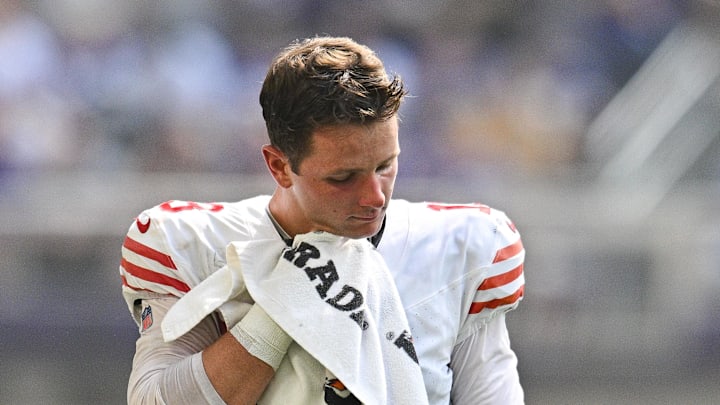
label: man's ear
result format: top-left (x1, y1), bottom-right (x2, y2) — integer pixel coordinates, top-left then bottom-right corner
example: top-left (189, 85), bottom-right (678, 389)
top-left (262, 145), bottom-right (293, 188)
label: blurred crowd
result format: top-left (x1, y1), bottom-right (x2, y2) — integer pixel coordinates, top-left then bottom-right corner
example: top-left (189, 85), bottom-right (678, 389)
top-left (0, 0), bottom-right (691, 181)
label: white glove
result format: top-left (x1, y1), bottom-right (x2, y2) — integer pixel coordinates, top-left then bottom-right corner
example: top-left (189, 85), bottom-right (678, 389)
top-left (230, 303), bottom-right (292, 370)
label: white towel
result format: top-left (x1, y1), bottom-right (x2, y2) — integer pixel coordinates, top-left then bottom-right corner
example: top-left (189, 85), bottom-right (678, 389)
top-left (163, 232), bottom-right (429, 405)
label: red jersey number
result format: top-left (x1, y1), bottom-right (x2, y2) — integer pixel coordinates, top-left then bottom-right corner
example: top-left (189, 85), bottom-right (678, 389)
top-left (159, 200), bottom-right (224, 213)
top-left (426, 202), bottom-right (491, 215)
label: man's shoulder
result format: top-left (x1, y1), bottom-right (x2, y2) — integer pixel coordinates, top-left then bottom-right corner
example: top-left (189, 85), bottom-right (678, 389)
top-left (124, 195), bottom-right (275, 267)
top-left (126, 196), bottom-right (269, 239)
top-left (139, 196), bottom-right (269, 225)
top-left (388, 199), bottom-right (511, 237)
top-left (120, 195), bottom-right (274, 300)
top-left (385, 199), bottom-right (524, 335)
top-left (385, 198), bottom-right (520, 270)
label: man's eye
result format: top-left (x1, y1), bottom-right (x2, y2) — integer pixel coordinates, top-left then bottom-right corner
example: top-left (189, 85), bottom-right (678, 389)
top-left (327, 175), bottom-right (352, 183)
top-left (377, 164), bottom-right (392, 173)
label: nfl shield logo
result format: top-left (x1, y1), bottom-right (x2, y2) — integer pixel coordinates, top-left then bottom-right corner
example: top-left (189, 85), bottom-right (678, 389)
top-left (141, 305), bottom-right (153, 331)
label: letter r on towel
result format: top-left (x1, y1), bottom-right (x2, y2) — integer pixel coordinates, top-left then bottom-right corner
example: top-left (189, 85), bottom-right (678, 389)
top-left (283, 242), bottom-right (321, 267)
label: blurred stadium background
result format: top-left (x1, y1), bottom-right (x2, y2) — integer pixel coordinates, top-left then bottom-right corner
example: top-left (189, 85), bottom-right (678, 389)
top-left (1, 0), bottom-right (719, 403)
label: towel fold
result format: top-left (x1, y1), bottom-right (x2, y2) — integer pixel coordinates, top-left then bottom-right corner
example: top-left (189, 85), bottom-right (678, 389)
top-left (163, 232), bottom-right (428, 405)
top-left (161, 238), bottom-right (287, 342)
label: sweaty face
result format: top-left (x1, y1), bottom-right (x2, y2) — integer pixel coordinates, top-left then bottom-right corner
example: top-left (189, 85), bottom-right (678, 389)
top-left (284, 117), bottom-right (400, 239)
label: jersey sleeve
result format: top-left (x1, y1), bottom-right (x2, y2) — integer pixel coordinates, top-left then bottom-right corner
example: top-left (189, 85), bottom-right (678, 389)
top-left (128, 297), bottom-right (226, 405)
top-left (450, 313), bottom-right (524, 404)
top-left (119, 201), bottom-right (224, 326)
top-left (469, 208), bottom-right (524, 311)
top-left (446, 204), bottom-right (525, 342)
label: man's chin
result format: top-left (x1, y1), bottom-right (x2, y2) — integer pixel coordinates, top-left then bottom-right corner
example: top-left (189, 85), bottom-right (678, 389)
top-left (345, 218), bottom-right (384, 239)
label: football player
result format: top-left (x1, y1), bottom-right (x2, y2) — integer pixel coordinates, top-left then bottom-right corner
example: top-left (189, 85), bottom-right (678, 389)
top-left (120, 36), bottom-right (525, 404)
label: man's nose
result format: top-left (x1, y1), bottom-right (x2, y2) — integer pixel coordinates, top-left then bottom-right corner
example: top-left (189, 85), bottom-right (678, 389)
top-left (358, 174), bottom-right (386, 208)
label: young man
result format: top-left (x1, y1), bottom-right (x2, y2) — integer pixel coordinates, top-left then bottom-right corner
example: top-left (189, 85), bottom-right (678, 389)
top-left (120, 36), bottom-right (525, 404)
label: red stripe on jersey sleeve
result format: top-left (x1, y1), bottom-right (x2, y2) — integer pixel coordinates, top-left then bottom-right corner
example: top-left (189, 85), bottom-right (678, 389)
top-left (493, 238), bottom-right (523, 264)
top-left (468, 285), bottom-right (524, 314)
top-left (121, 258), bottom-right (191, 293)
top-left (123, 236), bottom-right (178, 270)
top-left (478, 263), bottom-right (524, 291)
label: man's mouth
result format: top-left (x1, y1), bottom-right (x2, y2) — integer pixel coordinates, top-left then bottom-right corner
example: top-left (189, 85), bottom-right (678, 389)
top-left (351, 210), bottom-right (383, 222)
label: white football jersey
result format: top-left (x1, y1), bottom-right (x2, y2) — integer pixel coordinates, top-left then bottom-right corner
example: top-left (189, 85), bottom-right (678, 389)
top-left (120, 195), bottom-right (525, 404)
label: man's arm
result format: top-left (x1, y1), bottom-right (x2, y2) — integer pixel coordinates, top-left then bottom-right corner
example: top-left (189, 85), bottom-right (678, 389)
top-left (449, 313), bottom-right (524, 404)
top-left (129, 297), bottom-right (285, 405)
top-left (202, 312), bottom-right (280, 405)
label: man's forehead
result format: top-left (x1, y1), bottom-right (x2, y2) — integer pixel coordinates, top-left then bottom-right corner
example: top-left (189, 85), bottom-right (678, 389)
top-left (299, 137), bottom-right (398, 176)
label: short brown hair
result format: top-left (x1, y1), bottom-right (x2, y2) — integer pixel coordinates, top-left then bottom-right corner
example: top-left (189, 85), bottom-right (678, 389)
top-left (259, 36), bottom-right (406, 172)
